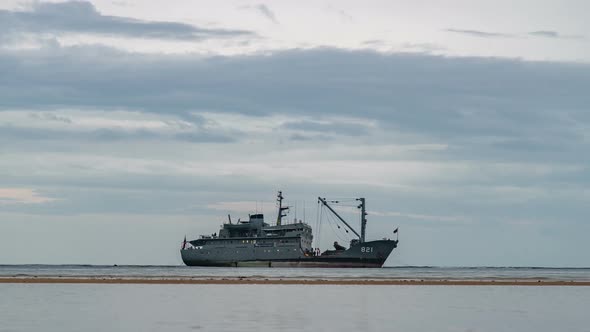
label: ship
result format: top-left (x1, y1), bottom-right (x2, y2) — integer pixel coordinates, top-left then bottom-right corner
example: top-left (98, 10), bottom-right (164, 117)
top-left (180, 191), bottom-right (399, 268)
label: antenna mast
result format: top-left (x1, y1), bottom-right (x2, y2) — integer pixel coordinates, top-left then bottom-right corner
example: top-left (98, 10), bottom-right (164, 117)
top-left (276, 191), bottom-right (289, 226)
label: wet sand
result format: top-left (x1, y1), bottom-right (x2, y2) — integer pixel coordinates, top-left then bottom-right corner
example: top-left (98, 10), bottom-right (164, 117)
top-left (1, 277), bottom-right (589, 286)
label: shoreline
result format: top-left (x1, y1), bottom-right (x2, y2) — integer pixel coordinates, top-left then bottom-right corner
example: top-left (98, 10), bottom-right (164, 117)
top-left (1, 277), bottom-right (589, 286)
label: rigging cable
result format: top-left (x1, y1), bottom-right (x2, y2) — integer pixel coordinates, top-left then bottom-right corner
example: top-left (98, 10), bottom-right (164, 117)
top-left (325, 206), bottom-right (351, 244)
top-left (316, 201), bottom-right (323, 248)
top-left (331, 200), bottom-right (356, 241)
top-left (333, 208), bottom-right (353, 242)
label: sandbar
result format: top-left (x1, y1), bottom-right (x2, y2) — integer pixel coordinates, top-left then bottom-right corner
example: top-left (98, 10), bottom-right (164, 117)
top-left (1, 277), bottom-right (589, 286)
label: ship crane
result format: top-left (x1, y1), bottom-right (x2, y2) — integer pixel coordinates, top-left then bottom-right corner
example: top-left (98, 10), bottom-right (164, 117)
top-left (318, 197), bottom-right (367, 243)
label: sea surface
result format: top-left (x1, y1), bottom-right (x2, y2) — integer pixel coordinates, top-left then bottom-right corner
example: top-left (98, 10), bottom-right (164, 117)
top-left (1, 265), bottom-right (590, 281)
top-left (2, 266), bottom-right (589, 332)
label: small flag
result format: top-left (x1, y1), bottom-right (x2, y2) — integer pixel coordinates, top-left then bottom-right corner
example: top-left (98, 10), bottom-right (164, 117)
top-left (182, 235), bottom-right (187, 250)
top-left (393, 228), bottom-right (398, 234)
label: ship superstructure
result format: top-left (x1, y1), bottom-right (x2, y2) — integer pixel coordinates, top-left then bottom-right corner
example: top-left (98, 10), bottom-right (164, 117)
top-left (181, 191), bottom-right (398, 267)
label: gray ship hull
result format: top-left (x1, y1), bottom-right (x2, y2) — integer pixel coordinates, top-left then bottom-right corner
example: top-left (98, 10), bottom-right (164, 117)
top-left (181, 239), bottom-right (397, 268)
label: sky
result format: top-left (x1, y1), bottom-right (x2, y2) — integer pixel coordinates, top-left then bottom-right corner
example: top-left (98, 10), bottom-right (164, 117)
top-left (0, 0), bottom-right (589, 267)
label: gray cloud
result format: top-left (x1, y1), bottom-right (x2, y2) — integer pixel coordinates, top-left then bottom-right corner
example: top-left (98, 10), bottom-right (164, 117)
top-left (529, 30), bottom-right (560, 38)
top-left (289, 133), bottom-right (309, 141)
top-left (0, 1), bottom-right (254, 41)
top-left (240, 4), bottom-right (278, 24)
top-left (174, 131), bottom-right (237, 143)
top-left (529, 30), bottom-right (584, 39)
top-left (447, 29), bottom-right (585, 40)
top-left (0, 125), bottom-right (237, 143)
top-left (445, 29), bottom-right (515, 38)
top-left (281, 120), bottom-right (370, 137)
top-left (1, 45), bottom-right (589, 165)
top-left (361, 40), bottom-right (384, 46)
top-left (29, 112), bottom-right (73, 124)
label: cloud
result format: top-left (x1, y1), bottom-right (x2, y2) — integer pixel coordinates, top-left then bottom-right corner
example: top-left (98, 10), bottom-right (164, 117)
top-left (0, 110), bottom-right (238, 143)
top-left (0, 126), bottom-right (237, 143)
top-left (0, 1), bottom-right (254, 41)
top-left (400, 42), bottom-right (446, 52)
top-left (1, 45), bottom-right (589, 228)
top-left (0, 188), bottom-right (55, 205)
top-left (281, 119), bottom-right (371, 137)
top-left (447, 29), bottom-right (585, 41)
top-left (29, 112), bottom-right (73, 124)
top-left (529, 30), bottom-right (584, 39)
top-left (326, 5), bottom-right (353, 22)
top-left (445, 29), bottom-right (515, 38)
top-left (368, 210), bottom-right (470, 225)
top-left (240, 4), bottom-right (278, 24)
top-left (1, 45), bottom-right (588, 164)
top-left (288, 133), bottom-right (331, 141)
top-left (207, 201), bottom-right (262, 213)
top-left (529, 30), bottom-right (560, 38)
top-left (362, 40), bottom-right (384, 46)
top-left (174, 131), bottom-right (237, 143)
top-left (0, 123), bottom-right (237, 143)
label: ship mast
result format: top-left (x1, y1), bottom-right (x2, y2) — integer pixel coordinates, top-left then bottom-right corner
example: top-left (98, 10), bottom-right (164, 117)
top-left (276, 191), bottom-right (289, 226)
top-left (357, 198), bottom-right (367, 243)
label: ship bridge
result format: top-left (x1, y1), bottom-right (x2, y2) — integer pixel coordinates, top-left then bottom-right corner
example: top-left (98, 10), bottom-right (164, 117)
top-left (218, 213), bottom-right (268, 238)
top-left (262, 222), bottom-right (313, 249)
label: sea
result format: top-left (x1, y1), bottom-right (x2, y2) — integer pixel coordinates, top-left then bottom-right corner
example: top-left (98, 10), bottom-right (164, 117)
top-left (1, 265), bottom-right (589, 332)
